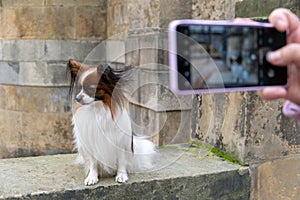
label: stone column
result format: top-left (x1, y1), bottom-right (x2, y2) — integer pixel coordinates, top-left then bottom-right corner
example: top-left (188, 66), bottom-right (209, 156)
top-left (0, 1), bottom-right (107, 158)
top-left (105, 0), bottom-right (194, 145)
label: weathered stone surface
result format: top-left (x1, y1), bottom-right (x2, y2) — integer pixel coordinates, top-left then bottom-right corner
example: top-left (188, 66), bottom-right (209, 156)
top-left (0, 110), bottom-right (72, 158)
top-left (0, 85), bottom-right (70, 112)
top-left (127, 65), bottom-right (192, 111)
top-left (0, 145), bottom-right (250, 199)
top-left (0, 85), bottom-right (73, 158)
top-left (1, 0), bottom-right (44, 7)
top-left (235, 0), bottom-right (300, 18)
top-left (159, 0), bottom-right (193, 28)
top-left (1, 40), bottom-right (100, 62)
top-left (192, 0), bottom-right (240, 20)
top-left (45, 0), bottom-right (106, 7)
top-left (107, 0), bottom-right (129, 38)
top-left (196, 92), bottom-right (300, 165)
top-left (105, 40), bottom-right (125, 63)
top-left (190, 0), bottom-right (300, 166)
top-left (75, 6), bottom-right (107, 39)
top-left (0, 5), bottom-right (106, 40)
top-left (251, 157), bottom-right (300, 199)
top-left (125, 64), bottom-right (192, 145)
top-left (127, 0), bottom-right (160, 29)
top-left (0, 40), bottom-right (102, 86)
top-left (0, 61), bottom-right (69, 86)
top-left (130, 103), bottom-right (191, 146)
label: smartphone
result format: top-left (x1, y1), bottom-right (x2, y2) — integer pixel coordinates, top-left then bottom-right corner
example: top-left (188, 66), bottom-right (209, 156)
top-left (168, 20), bottom-right (287, 95)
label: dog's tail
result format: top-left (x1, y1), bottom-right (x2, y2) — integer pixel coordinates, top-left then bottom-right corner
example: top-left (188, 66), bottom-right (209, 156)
top-left (131, 136), bottom-right (158, 173)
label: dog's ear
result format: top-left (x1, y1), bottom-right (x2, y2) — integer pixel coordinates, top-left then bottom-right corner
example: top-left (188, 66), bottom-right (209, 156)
top-left (66, 59), bottom-right (88, 96)
top-left (67, 59), bottom-right (88, 76)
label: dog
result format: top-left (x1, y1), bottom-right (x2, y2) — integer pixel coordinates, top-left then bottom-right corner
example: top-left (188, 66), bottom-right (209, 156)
top-left (67, 59), bottom-right (156, 185)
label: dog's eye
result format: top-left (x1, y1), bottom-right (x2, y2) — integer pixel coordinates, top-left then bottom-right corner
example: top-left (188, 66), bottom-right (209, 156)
top-left (101, 74), bottom-right (110, 84)
top-left (84, 86), bottom-right (96, 94)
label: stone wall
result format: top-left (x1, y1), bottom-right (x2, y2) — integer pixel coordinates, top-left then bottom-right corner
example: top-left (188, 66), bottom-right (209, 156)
top-left (1, 0), bottom-right (299, 199)
top-left (106, 0), bottom-right (194, 145)
top-left (0, 0), bottom-right (107, 158)
top-left (236, 0), bottom-right (300, 18)
top-left (234, 1), bottom-right (300, 200)
top-left (193, 0), bottom-right (300, 165)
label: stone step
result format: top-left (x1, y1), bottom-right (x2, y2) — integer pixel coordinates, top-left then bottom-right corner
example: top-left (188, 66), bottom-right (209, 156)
top-left (0, 144), bottom-right (250, 200)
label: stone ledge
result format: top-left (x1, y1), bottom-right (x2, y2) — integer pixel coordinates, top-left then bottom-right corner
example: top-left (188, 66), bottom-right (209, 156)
top-left (0, 144), bottom-right (250, 199)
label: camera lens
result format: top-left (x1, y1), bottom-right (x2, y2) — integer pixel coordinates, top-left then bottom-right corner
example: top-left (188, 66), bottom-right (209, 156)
top-left (267, 69), bottom-right (275, 78)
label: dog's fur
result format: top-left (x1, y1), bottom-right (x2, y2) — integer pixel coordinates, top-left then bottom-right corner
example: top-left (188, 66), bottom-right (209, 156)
top-left (67, 59), bottom-right (156, 185)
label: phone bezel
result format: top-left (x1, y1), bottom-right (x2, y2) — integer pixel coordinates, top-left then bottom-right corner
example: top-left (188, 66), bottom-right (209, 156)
top-left (168, 19), bottom-right (287, 95)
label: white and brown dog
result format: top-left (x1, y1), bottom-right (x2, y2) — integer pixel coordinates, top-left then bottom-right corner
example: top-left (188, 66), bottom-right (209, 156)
top-left (67, 59), bottom-right (156, 185)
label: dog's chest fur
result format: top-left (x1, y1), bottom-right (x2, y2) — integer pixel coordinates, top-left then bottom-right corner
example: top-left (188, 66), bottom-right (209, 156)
top-left (72, 101), bottom-right (133, 174)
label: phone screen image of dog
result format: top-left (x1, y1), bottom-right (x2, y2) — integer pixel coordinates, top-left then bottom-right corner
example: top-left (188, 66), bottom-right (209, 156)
top-left (176, 24), bottom-right (287, 90)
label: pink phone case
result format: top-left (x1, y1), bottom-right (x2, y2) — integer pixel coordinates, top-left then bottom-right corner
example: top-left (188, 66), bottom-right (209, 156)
top-left (168, 19), bottom-right (287, 95)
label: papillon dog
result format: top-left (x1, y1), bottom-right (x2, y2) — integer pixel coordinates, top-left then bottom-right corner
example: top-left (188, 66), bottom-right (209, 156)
top-left (67, 59), bottom-right (156, 185)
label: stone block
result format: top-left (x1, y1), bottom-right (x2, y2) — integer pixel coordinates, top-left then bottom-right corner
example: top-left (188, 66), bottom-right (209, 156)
top-left (47, 62), bottom-right (70, 86)
top-left (159, 0), bottom-right (193, 28)
top-left (127, 0), bottom-right (160, 29)
top-left (107, 2), bottom-right (129, 38)
top-left (0, 6), bottom-right (107, 40)
top-left (46, 40), bottom-right (97, 62)
top-left (235, 0), bottom-right (300, 18)
top-left (0, 8), bottom-right (23, 39)
top-left (192, 0), bottom-right (240, 20)
top-left (47, 7), bottom-right (77, 40)
top-left (0, 39), bottom-right (2, 59)
top-left (126, 65), bottom-right (192, 146)
top-left (46, 0), bottom-right (106, 7)
top-left (59, 40), bottom-right (101, 62)
top-left (74, 6), bottom-right (107, 39)
top-left (105, 40), bottom-right (125, 63)
top-left (126, 65), bottom-right (192, 112)
top-left (19, 62), bottom-right (48, 85)
top-left (0, 62), bottom-right (19, 84)
top-left (1, 0), bottom-right (44, 7)
top-left (0, 84), bottom-right (73, 158)
top-left (251, 157), bottom-right (300, 199)
top-left (125, 37), bottom-right (139, 66)
top-left (2, 40), bottom-right (45, 62)
top-left (82, 42), bottom-right (106, 65)
top-left (0, 109), bottom-right (73, 158)
top-left (1, 39), bottom-right (100, 63)
top-left (128, 32), bottom-right (169, 70)
top-left (0, 146), bottom-right (250, 199)
top-left (0, 85), bottom-right (70, 113)
top-left (196, 92), bottom-right (299, 165)
top-left (139, 34), bottom-right (159, 67)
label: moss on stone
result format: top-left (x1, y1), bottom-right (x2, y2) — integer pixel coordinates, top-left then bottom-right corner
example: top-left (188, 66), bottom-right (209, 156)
top-left (210, 147), bottom-right (242, 165)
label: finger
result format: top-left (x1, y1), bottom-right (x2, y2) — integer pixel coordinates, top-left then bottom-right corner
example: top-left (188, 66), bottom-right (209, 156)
top-left (269, 8), bottom-right (300, 33)
top-left (259, 86), bottom-right (287, 100)
top-left (267, 43), bottom-right (300, 67)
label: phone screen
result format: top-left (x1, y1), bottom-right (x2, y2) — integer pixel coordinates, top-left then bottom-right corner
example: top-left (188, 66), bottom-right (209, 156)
top-left (172, 22), bottom-right (287, 93)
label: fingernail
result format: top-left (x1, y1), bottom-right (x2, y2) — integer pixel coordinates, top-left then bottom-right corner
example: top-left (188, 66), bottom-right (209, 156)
top-left (267, 51), bottom-right (282, 63)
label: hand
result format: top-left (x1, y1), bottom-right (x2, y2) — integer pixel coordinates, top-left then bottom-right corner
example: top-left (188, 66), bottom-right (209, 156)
top-left (259, 8), bottom-right (300, 105)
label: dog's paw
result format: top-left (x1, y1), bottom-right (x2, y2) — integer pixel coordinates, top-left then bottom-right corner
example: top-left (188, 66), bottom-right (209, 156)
top-left (115, 172), bottom-right (128, 183)
top-left (84, 174), bottom-right (99, 186)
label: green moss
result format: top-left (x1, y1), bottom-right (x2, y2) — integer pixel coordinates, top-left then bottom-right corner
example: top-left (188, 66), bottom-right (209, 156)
top-left (161, 141), bottom-right (243, 165)
top-left (210, 147), bottom-right (241, 165)
top-left (187, 140), bottom-right (211, 149)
